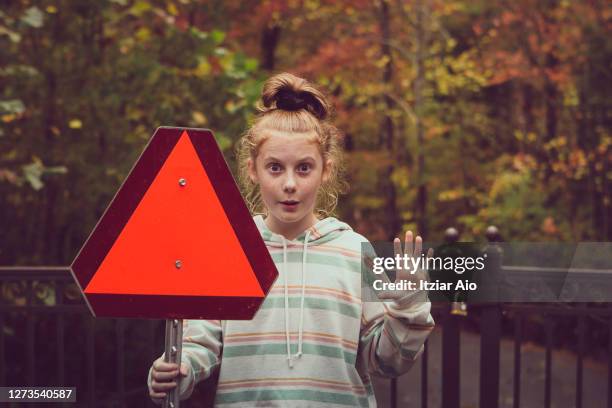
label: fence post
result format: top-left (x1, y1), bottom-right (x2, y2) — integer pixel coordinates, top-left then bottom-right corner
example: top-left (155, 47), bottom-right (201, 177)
top-left (441, 227), bottom-right (461, 408)
top-left (608, 304), bottom-right (612, 408)
top-left (0, 305), bottom-right (4, 386)
top-left (479, 226), bottom-right (502, 408)
top-left (442, 310), bottom-right (461, 408)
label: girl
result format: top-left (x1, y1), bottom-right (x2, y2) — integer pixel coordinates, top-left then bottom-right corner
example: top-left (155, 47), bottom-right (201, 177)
top-left (148, 72), bottom-right (434, 407)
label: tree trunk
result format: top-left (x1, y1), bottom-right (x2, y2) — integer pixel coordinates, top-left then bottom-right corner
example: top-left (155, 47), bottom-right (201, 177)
top-left (40, 62), bottom-right (59, 263)
top-left (261, 24), bottom-right (280, 71)
top-left (522, 83), bottom-right (535, 154)
top-left (414, 0), bottom-right (428, 238)
top-left (379, 0), bottom-right (401, 240)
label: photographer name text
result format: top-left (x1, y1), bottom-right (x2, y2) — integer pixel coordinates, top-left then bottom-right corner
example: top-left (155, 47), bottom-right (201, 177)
top-left (372, 279), bottom-right (477, 292)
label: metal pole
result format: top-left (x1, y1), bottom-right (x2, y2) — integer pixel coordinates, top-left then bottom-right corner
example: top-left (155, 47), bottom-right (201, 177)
top-left (163, 319), bottom-right (183, 408)
top-left (479, 229), bottom-right (502, 408)
top-left (441, 309), bottom-right (460, 408)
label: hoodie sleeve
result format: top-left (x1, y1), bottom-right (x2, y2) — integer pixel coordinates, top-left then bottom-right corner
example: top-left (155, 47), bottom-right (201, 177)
top-left (358, 289), bottom-right (434, 378)
top-left (148, 319), bottom-right (223, 404)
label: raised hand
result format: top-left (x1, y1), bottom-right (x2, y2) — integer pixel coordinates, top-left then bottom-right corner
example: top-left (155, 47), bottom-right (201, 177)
top-left (376, 230), bottom-right (433, 301)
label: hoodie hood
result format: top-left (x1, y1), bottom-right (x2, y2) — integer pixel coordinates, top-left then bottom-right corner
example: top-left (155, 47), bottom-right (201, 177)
top-left (253, 215), bottom-right (352, 368)
top-left (254, 214), bottom-right (352, 246)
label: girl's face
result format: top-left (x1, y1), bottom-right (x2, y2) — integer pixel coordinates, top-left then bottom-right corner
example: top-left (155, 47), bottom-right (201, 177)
top-left (248, 130), bottom-right (330, 237)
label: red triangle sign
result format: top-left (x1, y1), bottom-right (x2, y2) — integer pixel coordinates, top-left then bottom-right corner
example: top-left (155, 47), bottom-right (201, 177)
top-left (71, 127), bottom-right (278, 319)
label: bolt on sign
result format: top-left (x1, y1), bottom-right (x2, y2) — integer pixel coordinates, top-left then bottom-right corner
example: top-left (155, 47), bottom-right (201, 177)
top-left (70, 127), bottom-right (279, 320)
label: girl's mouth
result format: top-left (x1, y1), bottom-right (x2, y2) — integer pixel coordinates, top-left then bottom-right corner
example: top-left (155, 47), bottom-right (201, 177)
top-left (280, 200), bottom-right (299, 211)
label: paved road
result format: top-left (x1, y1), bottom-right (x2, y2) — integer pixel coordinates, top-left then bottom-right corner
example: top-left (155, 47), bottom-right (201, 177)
top-left (372, 327), bottom-right (608, 408)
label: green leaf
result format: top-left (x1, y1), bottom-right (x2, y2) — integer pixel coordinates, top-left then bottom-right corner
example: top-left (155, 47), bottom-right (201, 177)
top-left (129, 1), bottom-right (152, 17)
top-left (21, 160), bottom-right (67, 190)
top-left (0, 65), bottom-right (39, 76)
top-left (244, 57), bottom-right (258, 72)
top-left (210, 30), bottom-right (226, 44)
top-left (195, 58), bottom-right (211, 77)
top-left (135, 27), bottom-right (151, 42)
top-left (45, 166), bottom-right (68, 175)
top-left (20, 7), bottom-right (43, 28)
top-left (0, 99), bottom-right (25, 115)
top-left (191, 111), bottom-right (207, 125)
top-left (190, 27), bottom-right (208, 41)
top-left (214, 132), bottom-right (232, 151)
top-left (353, 195), bottom-right (385, 209)
top-left (68, 119), bottom-right (82, 129)
top-left (0, 26), bottom-right (21, 42)
top-left (22, 161), bottom-right (44, 190)
top-left (214, 47), bottom-right (228, 57)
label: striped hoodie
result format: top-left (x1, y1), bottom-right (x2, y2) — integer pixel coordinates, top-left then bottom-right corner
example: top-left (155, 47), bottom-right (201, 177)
top-left (148, 215), bottom-right (435, 407)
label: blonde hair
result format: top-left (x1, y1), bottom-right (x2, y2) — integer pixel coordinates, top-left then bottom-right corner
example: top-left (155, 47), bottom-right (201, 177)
top-left (236, 72), bottom-right (347, 217)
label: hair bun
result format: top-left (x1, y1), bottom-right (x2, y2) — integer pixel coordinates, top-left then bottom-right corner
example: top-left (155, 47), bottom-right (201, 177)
top-left (261, 72), bottom-right (330, 120)
top-left (276, 89), bottom-right (310, 111)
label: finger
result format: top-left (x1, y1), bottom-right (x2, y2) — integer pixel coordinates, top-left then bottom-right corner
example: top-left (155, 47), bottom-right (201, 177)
top-left (404, 231), bottom-right (414, 257)
top-left (377, 290), bottom-right (401, 301)
top-left (149, 391), bottom-right (167, 399)
top-left (364, 254), bottom-right (375, 270)
top-left (393, 238), bottom-right (402, 259)
top-left (153, 360), bottom-right (178, 372)
top-left (415, 235), bottom-right (422, 258)
top-left (180, 363), bottom-right (189, 377)
top-left (151, 380), bottom-right (177, 391)
top-left (153, 370), bottom-right (179, 381)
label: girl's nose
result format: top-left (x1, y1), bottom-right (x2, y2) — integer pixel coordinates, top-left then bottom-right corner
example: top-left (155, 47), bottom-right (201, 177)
top-left (283, 173), bottom-right (297, 193)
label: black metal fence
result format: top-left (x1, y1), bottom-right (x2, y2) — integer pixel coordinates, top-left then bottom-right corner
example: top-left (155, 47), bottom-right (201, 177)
top-left (0, 267), bottom-right (163, 407)
top-left (421, 302), bottom-right (612, 408)
top-left (1, 266), bottom-right (612, 408)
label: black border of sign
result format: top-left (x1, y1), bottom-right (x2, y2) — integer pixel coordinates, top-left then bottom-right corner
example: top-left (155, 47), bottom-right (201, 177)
top-left (70, 127), bottom-right (279, 320)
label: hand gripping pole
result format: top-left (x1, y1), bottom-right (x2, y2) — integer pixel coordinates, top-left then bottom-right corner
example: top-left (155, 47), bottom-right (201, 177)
top-left (163, 319), bottom-right (183, 408)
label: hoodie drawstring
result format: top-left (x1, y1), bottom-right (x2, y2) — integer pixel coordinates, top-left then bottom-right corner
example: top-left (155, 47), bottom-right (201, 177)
top-left (282, 237), bottom-right (293, 368)
top-left (282, 231), bottom-right (311, 368)
top-left (296, 231), bottom-right (311, 360)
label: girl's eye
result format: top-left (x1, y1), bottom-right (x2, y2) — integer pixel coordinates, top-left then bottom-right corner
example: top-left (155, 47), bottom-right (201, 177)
top-left (297, 163), bottom-right (312, 173)
top-left (268, 163), bottom-right (282, 173)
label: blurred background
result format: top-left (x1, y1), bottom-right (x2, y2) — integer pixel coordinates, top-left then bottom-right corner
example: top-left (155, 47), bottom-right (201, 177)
top-left (0, 1), bottom-right (610, 407)
top-left (1, 0), bottom-right (610, 266)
